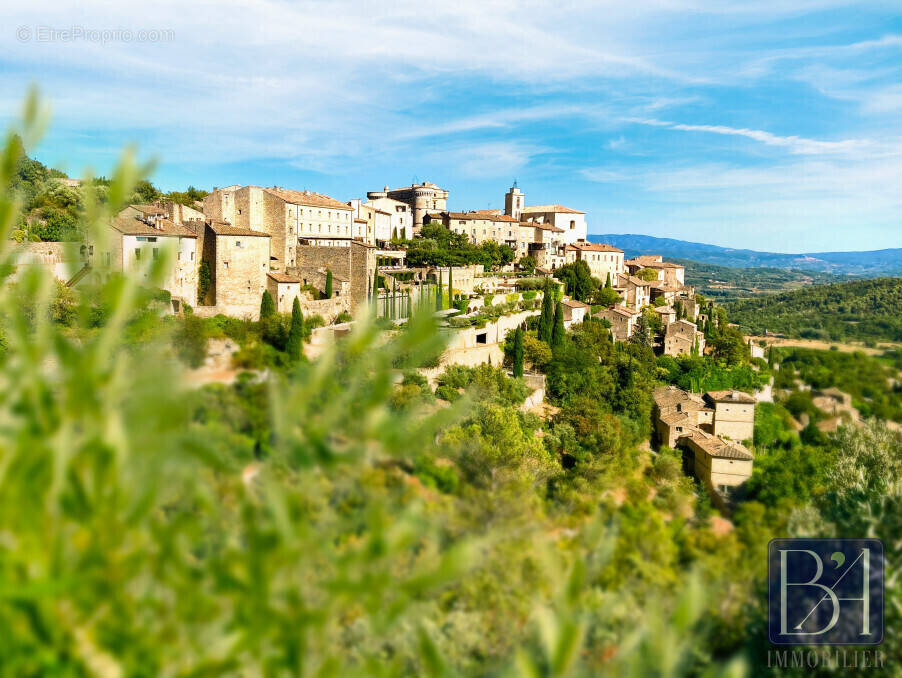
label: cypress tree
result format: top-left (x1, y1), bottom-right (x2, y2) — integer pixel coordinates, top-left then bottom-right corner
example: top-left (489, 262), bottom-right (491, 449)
top-left (513, 327), bottom-right (524, 377)
top-left (391, 277), bottom-right (397, 319)
top-left (259, 290), bottom-right (275, 320)
top-left (539, 280), bottom-right (554, 343)
top-left (392, 227), bottom-right (398, 240)
top-left (286, 297), bottom-right (304, 360)
top-left (324, 269), bottom-right (333, 299)
top-left (448, 266), bottom-right (453, 308)
top-left (605, 272), bottom-right (612, 289)
top-left (552, 301), bottom-right (565, 347)
top-left (435, 274), bottom-right (443, 311)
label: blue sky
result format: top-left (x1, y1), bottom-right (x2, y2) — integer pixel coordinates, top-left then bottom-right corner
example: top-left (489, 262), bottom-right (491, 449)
top-left (2, 0), bottom-right (901, 252)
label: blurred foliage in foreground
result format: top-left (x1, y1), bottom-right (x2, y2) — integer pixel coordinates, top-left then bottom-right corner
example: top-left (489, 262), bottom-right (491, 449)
top-left (0, 93), bottom-right (898, 677)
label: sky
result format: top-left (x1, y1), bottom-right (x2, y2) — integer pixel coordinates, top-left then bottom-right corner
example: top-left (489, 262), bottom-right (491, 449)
top-left (2, 0), bottom-right (901, 253)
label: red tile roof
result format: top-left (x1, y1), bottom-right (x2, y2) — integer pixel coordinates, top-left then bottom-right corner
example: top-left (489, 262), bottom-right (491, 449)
top-left (521, 204), bottom-right (584, 214)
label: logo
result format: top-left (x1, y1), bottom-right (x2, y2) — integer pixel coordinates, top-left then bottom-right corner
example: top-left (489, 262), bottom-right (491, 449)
top-left (769, 538), bottom-right (884, 645)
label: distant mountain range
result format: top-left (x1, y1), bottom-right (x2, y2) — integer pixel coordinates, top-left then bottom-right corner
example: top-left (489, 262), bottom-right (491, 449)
top-left (587, 234), bottom-right (902, 276)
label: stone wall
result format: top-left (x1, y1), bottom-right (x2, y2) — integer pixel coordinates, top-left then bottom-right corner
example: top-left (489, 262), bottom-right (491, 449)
top-left (201, 227), bottom-right (270, 319)
top-left (11, 241), bottom-right (74, 281)
top-left (293, 242), bottom-right (375, 310)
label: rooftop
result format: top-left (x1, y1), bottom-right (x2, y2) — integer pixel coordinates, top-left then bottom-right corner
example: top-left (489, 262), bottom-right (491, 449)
top-left (521, 204), bottom-right (584, 215)
top-left (568, 242), bottom-right (623, 253)
top-left (208, 221), bottom-right (270, 237)
top-left (265, 187), bottom-right (351, 211)
top-left (112, 207), bottom-right (197, 238)
top-left (705, 390), bottom-right (757, 404)
top-left (267, 272), bottom-right (301, 283)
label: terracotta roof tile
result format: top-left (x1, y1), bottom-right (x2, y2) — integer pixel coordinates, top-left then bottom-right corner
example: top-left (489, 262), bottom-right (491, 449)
top-left (264, 187), bottom-right (351, 211)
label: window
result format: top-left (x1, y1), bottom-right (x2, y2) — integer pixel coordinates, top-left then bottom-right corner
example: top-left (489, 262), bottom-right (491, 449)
top-left (570, 220), bottom-right (575, 229)
top-left (190, 252), bottom-right (194, 261)
top-left (236, 241), bottom-right (242, 248)
top-left (224, 261), bottom-right (229, 269)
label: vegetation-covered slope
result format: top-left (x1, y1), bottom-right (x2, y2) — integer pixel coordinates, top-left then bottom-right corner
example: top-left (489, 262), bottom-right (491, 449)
top-left (590, 233), bottom-right (902, 276)
top-left (723, 277), bottom-right (902, 343)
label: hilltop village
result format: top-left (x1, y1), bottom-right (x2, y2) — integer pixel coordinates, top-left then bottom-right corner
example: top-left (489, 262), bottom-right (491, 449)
top-left (25, 179), bottom-right (760, 506)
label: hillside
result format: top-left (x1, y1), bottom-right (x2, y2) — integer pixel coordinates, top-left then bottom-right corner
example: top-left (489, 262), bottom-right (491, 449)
top-left (676, 259), bottom-right (842, 300)
top-left (723, 277), bottom-right (902, 343)
top-left (589, 233), bottom-right (902, 276)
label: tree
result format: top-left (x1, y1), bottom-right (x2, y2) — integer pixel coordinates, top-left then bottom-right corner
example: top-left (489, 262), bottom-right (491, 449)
top-left (592, 286), bottom-right (621, 307)
top-left (636, 268), bottom-right (659, 282)
top-left (553, 260), bottom-right (597, 302)
top-left (512, 328), bottom-right (524, 377)
top-left (519, 256), bottom-right (536, 275)
top-left (605, 272), bottom-right (612, 289)
top-left (448, 266), bottom-right (453, 308)
top-left (552, 301), bottom-right (565, 347)
top-left (260, 290), bottom-right (275, 320)
top-left (324, 269), bottom-right (333, 299)
top-left (539, 280), bottom-right (554, 344)
top-left (197, 260), bottom-right (212, 305)
top-left (435, 274), bottom-right (443, 311)
top-left (286, 297), bottom-right (304, 360)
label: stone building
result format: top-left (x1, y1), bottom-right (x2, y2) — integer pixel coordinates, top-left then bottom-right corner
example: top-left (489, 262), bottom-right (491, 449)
top-left (266, 271), bottom-right (302, 313)
top-left (663, 319), bottom-right (705, 357)
top-left (504, 182), bottom-right (525, 221)
top-left (614, 273), bottom-right (651, 309)
top-left (520, 204), bottom-right (587, 245)
top-left (626, 256), bottom-right (685, 286)
top-left (363, 196), bottom-right (412, 240)
top-left (204, 185), bottom-right (354, 269)
top-left (567, 242), bottom-right (625, 283)
top-left (595, 304), bottom-right (640, 342)
top-left (367, 182), bottom-right (448, 231)
top-left (199, 221), bottom-right (271, 319)
top-left (293, 241), bottom-right (377, 309)
top-left (705, 390), bottom-right (756, 442)
top-left (430, 210), bottom-right (520, 246)
top-left (94, 205), bottom-right (199, 309)
top-left (561, 299), bottom-right (589, 328)
top-left (652, 385), bottom-right (754, 505)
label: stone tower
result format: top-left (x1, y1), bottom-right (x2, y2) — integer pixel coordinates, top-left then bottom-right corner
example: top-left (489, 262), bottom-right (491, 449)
top-left (504, 182), bottom-right (524, 221)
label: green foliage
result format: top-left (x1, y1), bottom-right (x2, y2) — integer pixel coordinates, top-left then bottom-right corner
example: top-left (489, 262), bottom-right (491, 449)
top-left (286, 297), bottom-right (304, 360)
top-left (539, 280), bottom-right (554, 344)
top-left (259, 289), bottom-right (275, 319)
top-left (405, 222), bottom-right (515, 269)
top-left (197, 258), bottom-right (212, 304)
top-left (656, 354), bottom-right (767, 393)
top-left (554, 260), bottom-right (597, 301)
top-left (173, 311), bottom-right (209, 367)
top-left (325, 268), bottom-right (333, 298)
top-left (724, 277), bottom-right (902, 342)
top-left (512, 327), bottom-right (524, 377)
top-left (552, 300), bottom-right (565, 347)
top-left (636, 267), bottom-right (660, 282)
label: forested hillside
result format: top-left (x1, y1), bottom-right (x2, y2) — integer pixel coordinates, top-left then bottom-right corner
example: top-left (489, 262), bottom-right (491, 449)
top-left (724, 277), bottom-right (902, 343)
top-left (9, 138), bottom-right (207, 242)
top-left (678, 259), bottom-right (841, 300)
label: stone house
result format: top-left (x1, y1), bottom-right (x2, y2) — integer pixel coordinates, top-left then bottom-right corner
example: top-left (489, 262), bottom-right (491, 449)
top-left (94, 205), bottom-right (199, 309)
top-left (595, 304), bottom-right (640, 342)
top-left (705, 390), bottom-right (756, 442)
top-left (367, 182), bottom-right (448, 231)
top-left (652, 385), bottom-right (754, 505)
top-left (625, 256), bottom-right (685, 286)
top-left (663, 319), bottom-right (705, 357)
top-left (567, 242), bottom-right (624, 284)
top-left (561, 299), bottom-right (589, 328)
top-left (614, 273), bottom-right (651, 309)
top-left (266, 272), bottom-right (302, 313)
top-left (199, 221), bottom-right (271, 319)
top-left (683, 429), bottom-right (754, 497)
top-left (653, 305), bottom-right (676, 327)
top-left (431, 210), bottom-right (520, 247)
top-left (204, 185), bottom-right (354, 269)
top-left (519, 203), bottom-right (587, 245)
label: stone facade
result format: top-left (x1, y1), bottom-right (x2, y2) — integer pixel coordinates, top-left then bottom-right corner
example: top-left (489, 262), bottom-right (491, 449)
top-left (520, 204), bottom-right (587, 245)
top-left (595, 305), bottom-right (639, 342)
top-left (567, 242), bottom-right (625, 283)
top-left (706, 390), bottom-right (756, 442)
top-left (663, 319), bottom-right (705, 357)
top-left (367, 182), bottom-right (448, 230)
top-left (561, 299), bottom-right (589, 328)
top-left (200, 222), bottom-right (270, 319)
top-left (293, 241), bottom-right (377, 310)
